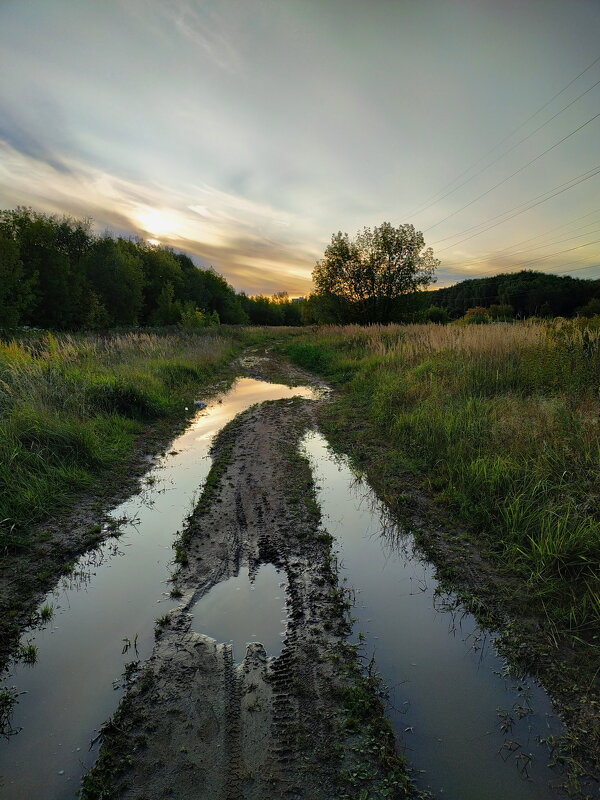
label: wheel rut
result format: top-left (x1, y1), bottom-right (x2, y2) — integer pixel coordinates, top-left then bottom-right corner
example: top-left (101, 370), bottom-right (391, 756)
top-left (82, 396), bottom-right (410, 799)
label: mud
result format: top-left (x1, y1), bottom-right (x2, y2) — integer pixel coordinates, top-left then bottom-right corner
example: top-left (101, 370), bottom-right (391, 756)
top-left (82, 397), bottom-right (408, 799)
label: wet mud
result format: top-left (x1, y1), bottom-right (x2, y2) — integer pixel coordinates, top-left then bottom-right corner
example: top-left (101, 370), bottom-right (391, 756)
top-left (83, 397), bottom-right (407, 799)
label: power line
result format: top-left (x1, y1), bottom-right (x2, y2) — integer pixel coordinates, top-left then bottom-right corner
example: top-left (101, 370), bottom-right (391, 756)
top-left (556, 261), bottom-right (600, 275)
top-left (411, 76), bottom-right (600, 222)
top-left (424, 112), bottom-right (600, 233)
top-left (430, 165), bottom-right (600, 252)
top-left (432, 170), bottom-right (600, 247)
top-left (435, 257), bottom-right (600, 289)
top-left (456, 218), bottom-right (600, 268)
top-left (463, 236), bottom-right (600, 278)
top-left (425, 264), bottom-right (600, 306)
top-left (455, 207), bottom-right (600, 266)
top-left (404, 52), bottom-right (600, 218)
top-left (431, 167), bottom-right (600, 246)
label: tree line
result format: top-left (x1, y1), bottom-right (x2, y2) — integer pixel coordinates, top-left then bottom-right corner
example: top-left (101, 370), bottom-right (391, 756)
top-left (2, 209), bottom-right (599, 330)
top-left (425, 270), bottom-right (600, 321)
top-left (302, 223), bottom-right (600, 323)
top-left (0, 208), bottom-right (304, 330)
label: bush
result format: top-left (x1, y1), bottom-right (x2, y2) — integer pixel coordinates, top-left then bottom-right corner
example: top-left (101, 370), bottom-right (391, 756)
top-left (461, 306), bottom-right (491, 324)
top-left (423, 305), bottom-right (449, 323)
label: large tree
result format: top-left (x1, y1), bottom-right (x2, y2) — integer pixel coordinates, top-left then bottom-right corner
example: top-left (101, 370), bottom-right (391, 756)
top-left (312, 222), bottom-right (439, 322)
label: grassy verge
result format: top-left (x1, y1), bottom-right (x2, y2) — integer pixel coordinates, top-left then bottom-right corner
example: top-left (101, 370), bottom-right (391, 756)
top-left (0, 326), bottom-right (301, 544)
top-left (283, 320), bottom-right (600, 641)
top-left (282, 320), bottom-right (600, 783)
top-left (0, 325), bottom-right (307, 733)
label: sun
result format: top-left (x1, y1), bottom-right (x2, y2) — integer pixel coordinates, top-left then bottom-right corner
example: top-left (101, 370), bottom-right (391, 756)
top-left (135, 208), bottom-right (177, 238)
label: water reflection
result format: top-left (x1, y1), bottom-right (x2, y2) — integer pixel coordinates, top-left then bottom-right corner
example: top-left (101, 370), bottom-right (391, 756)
top-left (0, 378), bottom-right (316, 800)
top-left (190, 564), bottom-right (288, 661)
top-left (303, 430), bottom-right (563, 800)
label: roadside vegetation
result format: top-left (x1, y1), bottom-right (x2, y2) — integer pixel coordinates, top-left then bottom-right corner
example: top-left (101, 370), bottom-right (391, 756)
top-left (0, 327), bottom-right (281, 547)
top-left (284, 319), bottom-right (600, 642)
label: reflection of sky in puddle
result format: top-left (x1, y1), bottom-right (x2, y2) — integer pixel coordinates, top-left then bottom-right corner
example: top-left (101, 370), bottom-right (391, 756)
top-left (303, 431), bottom-right (564, 800)
top-left (191, 564), bottom-right (288, 661)
top-left (0, 377), bottom-right (314, 800)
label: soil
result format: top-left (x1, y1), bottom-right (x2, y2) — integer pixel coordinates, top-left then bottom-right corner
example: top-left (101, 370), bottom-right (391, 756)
top-left (81, 374), bottom-right (410, 799)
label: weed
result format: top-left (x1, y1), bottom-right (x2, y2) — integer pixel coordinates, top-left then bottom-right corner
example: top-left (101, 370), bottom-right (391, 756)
top-left (17, 643), bottom-right (38, 664)
top-left (0, 328), bottom-right (274, 539)
top-left (0, 686), bottom-right (18, 738)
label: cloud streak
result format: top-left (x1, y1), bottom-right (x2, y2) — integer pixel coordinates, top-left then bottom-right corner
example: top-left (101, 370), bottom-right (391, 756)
top-left (1, 0), bottom-right (600, 292)
top-left (0, 140), bottom-right (316, 294)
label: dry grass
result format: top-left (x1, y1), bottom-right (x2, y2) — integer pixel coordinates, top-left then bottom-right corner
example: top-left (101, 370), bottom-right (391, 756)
top-left (284, 319), bottom-right (600, 636)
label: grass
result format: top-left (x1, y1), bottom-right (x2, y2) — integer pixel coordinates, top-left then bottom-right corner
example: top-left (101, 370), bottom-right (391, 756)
top-left (17, 642), bottom-right (38, 664)
top-left (283, 318), bottom-right (600, 641)
top-left (0, 326), bottom-right (300, 548)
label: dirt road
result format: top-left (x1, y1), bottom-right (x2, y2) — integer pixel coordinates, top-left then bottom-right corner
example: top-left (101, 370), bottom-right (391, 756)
top-left (82, 377), bottom-right (409, 799)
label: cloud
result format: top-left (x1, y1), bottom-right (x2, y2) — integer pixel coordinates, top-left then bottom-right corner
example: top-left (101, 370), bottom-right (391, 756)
top-left (0, 140), bottom-right (315, 294)
top-left (120, 0), bottom-right (243, 73)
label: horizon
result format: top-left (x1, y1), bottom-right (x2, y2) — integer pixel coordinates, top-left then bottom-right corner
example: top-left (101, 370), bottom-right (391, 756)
top-left (1, 0), bottom-right (599, 294)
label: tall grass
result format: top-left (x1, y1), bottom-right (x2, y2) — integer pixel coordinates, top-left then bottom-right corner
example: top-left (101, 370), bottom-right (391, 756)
top-left (0, 329), bottom-right (255, 543)
top-left (284, 319), bottom-right (600, 637)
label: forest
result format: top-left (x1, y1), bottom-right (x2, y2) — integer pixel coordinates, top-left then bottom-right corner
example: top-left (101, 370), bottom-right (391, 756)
top-left (0, 208), bottom-right (304, 330)
top-left (2, 208), bottom-right (600, 331)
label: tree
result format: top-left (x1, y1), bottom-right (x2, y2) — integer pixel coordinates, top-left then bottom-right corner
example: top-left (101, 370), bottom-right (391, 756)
top-left (85, 237), bottom-right (144, 325)
top-left (152, 282), bottom-right (180, 325)
top-left (488, 303), bottom-right (514, 321)
top-left (313, 222), bottom-right (439, 323)
top-left (1, 208), bottom-right (92, 329)
top-left (462, 306), bottom-right (490, 324)
top-left (0, 228), bottom-right (34, 328)
top-left (423, 305), bottom-right (449, 324)
top-left (578, 297), bottom-right (600, 318)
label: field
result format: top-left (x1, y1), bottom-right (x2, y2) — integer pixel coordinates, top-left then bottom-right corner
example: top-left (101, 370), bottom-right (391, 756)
top-left (1, 320), bottom-right (600, 797)
top-left (285, 320), bottom-right (600, 639)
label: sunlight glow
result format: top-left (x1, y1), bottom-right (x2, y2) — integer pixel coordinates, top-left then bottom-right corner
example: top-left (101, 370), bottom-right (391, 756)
top-left (135, 208), bottom-right (178, 238)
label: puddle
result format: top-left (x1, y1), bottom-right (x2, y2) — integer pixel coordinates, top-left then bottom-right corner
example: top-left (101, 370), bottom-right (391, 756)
top-left (190, 564), bottom-right (288, 661)
top-left (0, 378), bottom-right (316, 800)
top-left (303, 431), bottom-right (564, 800)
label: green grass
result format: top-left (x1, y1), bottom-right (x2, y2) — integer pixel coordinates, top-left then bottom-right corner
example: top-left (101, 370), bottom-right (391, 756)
top-left (0, 327), bottom-right (301, 547)
top-left (283, 319), bottom-right (600, 640)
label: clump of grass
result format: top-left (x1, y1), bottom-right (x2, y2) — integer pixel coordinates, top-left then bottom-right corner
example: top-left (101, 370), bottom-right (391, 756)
top-left (39, 603), bottom-right (54, 622)
top-left (17, 643), bottom-right (38, 664)
top-left (0, 685), bottom-right (18, 738)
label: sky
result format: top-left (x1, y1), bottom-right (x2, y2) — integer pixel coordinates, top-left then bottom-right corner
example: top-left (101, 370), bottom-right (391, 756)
top-left (1, 0), bottom-right (599, 295)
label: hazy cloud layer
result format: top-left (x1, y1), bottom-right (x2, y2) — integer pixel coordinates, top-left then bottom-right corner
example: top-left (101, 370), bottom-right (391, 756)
top-left (1, 0), bottom-right (599, 292)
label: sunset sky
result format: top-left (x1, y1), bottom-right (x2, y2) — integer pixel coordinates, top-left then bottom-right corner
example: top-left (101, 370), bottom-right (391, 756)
top-left (1, 0), bottom-right (599, 295)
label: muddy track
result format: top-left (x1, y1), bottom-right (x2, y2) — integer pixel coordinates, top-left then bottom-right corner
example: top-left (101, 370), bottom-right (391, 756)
top-left (0, 379), bottom-right (235, 675)
top-left (83, 393), bottom-right (408, 799)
